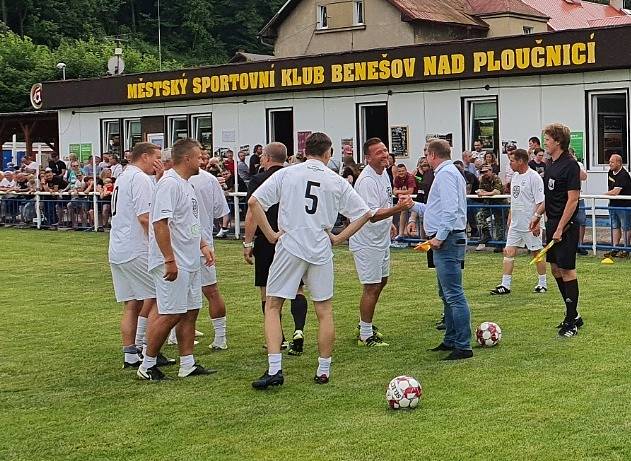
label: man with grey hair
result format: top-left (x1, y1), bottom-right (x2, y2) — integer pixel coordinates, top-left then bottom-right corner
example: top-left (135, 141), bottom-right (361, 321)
top-left (243, 142), bottom-right (309, 356)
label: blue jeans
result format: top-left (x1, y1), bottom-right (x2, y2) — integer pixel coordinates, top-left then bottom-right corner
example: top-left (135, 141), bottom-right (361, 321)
top-left (434, 231), bottom-right (472, 350)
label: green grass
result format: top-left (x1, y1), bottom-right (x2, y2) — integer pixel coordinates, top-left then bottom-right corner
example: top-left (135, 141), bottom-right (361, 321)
top-left (1, 229), bottom-right (631, 461)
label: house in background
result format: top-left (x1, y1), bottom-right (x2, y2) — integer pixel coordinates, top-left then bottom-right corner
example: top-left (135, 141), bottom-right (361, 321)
top-left (259, 0), bottom-right (630, 57)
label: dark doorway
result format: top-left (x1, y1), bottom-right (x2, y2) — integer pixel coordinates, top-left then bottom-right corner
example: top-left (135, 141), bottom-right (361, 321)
top-left (358, 103), bottom-right (388, 161)
top-left (268, 109), bottom-right (294, 155)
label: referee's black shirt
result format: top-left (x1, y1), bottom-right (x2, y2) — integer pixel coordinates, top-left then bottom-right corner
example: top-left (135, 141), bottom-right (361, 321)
top-left (246, 165), bottom-right (284, 237)
top-left (543, 153), bottom-right (581, 221)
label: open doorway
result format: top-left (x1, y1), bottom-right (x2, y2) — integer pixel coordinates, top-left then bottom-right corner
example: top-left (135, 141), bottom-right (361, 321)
top-left (357, 102), bottom-right (388, 162)
top-left (267, 108), bottom-right (294, 155)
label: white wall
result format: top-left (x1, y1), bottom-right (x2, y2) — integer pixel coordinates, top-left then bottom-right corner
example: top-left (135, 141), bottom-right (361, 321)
top-left (57, 69), bottom-right (631, 196)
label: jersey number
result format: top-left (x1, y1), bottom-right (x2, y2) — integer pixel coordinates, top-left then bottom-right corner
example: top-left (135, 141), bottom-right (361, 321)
top-left (111, 187), bottom-right (119, 217)
top-left (304, 181), bottom-right (320, 215)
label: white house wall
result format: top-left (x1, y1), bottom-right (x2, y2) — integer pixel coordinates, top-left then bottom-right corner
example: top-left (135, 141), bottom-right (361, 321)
top-left (57, 69), bottom-right (631, 197)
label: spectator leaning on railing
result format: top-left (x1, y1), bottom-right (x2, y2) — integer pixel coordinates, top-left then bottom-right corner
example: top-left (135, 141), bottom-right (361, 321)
top-left (475, 165), bottom-right (505, 250)
top-left (605, 153), bottom-right (631, 257)
top-left (392, 164), bottom-right (417, 244)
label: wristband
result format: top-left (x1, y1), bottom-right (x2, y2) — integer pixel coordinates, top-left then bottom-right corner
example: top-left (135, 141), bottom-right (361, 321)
top-left (243, 241), bottom-right (254, 248)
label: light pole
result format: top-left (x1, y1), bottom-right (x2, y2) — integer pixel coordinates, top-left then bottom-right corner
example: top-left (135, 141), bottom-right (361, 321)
top-left (56, 62), bottom-right (66, 80)
top-left (157, 0), bottom-right (162, 71)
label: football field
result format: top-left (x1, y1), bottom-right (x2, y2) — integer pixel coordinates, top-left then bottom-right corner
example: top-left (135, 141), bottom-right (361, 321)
top-left (2, 228), bottom-right (631, 461)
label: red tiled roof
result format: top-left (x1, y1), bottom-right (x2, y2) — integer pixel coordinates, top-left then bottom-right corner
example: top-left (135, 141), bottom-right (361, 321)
top-left (466, 0), bottom-right (548, 18)
top-left (522, 0), bottom-right (631, 30)
top-left (384, 0), bottom-right (486, 27)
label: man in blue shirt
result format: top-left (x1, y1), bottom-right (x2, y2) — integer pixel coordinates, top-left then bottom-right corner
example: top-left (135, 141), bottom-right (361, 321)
top-left (423, 139), bottom-right (472, 360)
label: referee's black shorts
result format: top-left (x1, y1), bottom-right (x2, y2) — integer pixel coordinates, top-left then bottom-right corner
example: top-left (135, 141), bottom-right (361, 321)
top-left (253, 236), bottom-right (275, 287)
top-left (545, 219), bottom-right (579, 270)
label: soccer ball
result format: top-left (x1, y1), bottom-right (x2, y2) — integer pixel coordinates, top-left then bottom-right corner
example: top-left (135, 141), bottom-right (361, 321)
top-left (386, 375), bottom-right (422, 409)
top-left (476, 321), bottom-right (502, 347)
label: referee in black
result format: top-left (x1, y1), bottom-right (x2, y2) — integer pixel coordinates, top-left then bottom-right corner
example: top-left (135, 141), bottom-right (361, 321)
top-left (529, 123), bottom-right (582, 337)
top-left (243, 142), bottom-right (308, 354)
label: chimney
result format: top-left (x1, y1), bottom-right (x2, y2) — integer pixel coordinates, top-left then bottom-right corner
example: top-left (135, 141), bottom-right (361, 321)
top-left (610, 0), bottom-right (624, 10)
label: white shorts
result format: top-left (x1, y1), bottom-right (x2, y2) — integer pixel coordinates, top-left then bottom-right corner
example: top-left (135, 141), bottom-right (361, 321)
top-left (200, 257), bottom-right (217, 287)
top-left (352, 247), bottom-right (390, 285)
top-left (505, 227), bottom-right (543, 251)
top-left (267, 243), bottom-right (333, 302)
top-left (151, 265), bottom-right (202, 315)
top-left (110, 254), bottom-right (155, 303)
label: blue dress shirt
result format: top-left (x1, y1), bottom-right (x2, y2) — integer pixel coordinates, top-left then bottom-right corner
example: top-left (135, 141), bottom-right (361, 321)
top-left (423, 160), bottom-right (468, 241)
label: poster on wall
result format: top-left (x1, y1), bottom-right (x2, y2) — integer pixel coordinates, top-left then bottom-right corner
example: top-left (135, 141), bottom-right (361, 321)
top-left (147, 133), bottom-right (164, 149)
top-left (297, 132), bottom-right (312, 155)
top-left (390, 126), bottom-right (409, 158)
top-left (69, 143), bottom-right (93, 162)
top-left (239, 144), bottom-right (251, 155)
top-left (425, 133), bottom-right (453, 147)
top-left (570, 132), bottom-right (584, 161)
top-left (221, 130), bottom-right (236, 143)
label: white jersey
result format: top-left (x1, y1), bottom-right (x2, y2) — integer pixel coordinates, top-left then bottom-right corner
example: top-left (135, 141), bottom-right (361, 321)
top-left (188, 169), bottom-right (230, 248)
top-left (253, 158), bottom-right (369, 265)
top-left (349, 164), bottom-right (392, 252)
top-left (148, 169), bottom-right (202, 272)
top-left (510, 168), bottom-right (544, 232)
top-left (108, 164), bottom-right (154, 264)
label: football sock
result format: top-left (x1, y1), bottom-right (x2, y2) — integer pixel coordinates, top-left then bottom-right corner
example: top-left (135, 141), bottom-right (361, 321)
top-left (140, 354), bottom-right (156, 372)
top-left (554, 277), bottom-right (566, 300)
top-left (135, 316), bottom-right (148, 346)
top-left (268, 353), bottom-right (282, 375)
top-left (123, 345), bottom-right (140, 363)
top-left (179, 354), bottom-right (195, 371)
top-left (212, 316), bottom-right (226, 345)
top-left (317, 356), bottom-right (331, 378)
top-left (168, 328), bottom-right (177, 344)
top-left (359, 320), bottom-right (373, 341)
top-left (564, 279), bottom-right (579, 321)
top-left (501, 274), bottom-right (512, 289)
top-left (290, 294), bottom-right (308, 331)
top-left (538, 274), bottom-right (547, 287)
top-left (261, 301), bottom-right (266, 315)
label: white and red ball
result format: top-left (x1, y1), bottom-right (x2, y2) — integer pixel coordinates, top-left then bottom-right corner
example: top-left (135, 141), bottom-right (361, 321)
top-left (386, 375), bottom-right (422, 409)
top-left (476, 321), bottom-right (502, 347)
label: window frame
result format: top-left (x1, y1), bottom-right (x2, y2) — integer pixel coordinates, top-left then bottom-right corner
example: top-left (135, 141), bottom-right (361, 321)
top-left (167, 115), bottom-right (190, 147)
top-left (123, 118), bottom-right (142, 151)
top-left (523, 26), bottom-right (533, 34)
top-left (356, 101), bottom-right (388, 162)
top-left (192, 114), bottom-right (213, 151)
top-left (354, 0), bottom-right (364, 25)
top-left (101, 119), bottom-right (121, 155)
top-left (462, 96), bottom-right (499, 156)
top-left (317, 5), bottom-right (328, 30)
top-left (586, 89), bottom-right (630, 170)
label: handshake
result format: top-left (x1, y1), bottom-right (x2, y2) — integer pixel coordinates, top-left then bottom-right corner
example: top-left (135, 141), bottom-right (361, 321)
top-left (396, 194), bottom-right (414, 211)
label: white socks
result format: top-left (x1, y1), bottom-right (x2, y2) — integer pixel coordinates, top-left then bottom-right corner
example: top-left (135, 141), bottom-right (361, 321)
top-left (212, 316), bottom-right (226, 346)
top-left (140, 354), bottom-right (156, 372)
top-left (538, 274), bottom-right (547, 287)
top-left (317, 357), bottom-right (331, 378)
top-left (268, 353), bottom-right (282, 375)
top-left (135, 316), bottom-right (148, 346)
top-left (501, 274), bottom-right (512, 289)
top-left (168, 328), bottom-right (177, 344)
top-left (359, 320), bottom-right (373, 341)
top-left (123, 345), bottom-right (140, 364)
top-left (179, 354), bottom-right (195, 371)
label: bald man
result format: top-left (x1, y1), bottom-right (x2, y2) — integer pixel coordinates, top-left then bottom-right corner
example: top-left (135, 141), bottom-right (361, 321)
top-left (605, 153), bottom-right (631, 257)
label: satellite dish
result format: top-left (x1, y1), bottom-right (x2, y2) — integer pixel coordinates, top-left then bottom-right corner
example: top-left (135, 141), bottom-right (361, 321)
top-left (107, 56), bottom-right (125, 75)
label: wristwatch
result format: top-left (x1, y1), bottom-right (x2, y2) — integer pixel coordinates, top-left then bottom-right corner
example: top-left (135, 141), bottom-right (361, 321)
top-left (243, 241), bottom-right (254, 248)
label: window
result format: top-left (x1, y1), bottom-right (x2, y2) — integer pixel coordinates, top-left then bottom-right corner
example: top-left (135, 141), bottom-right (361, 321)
top-left (192, 115), bottom-right (213, 150)
top-left (123, 119), bottom-right (141, 151)
top-left (463, 97), bottom-right (499, 156)
top-left (317, 5), bottom-right (328, 29)
top-left (167, 116), bottom-right (189, 147)
top-left (357, 102), bottom-right (388, 161)
top-left (588, 91), bottom-right (629, 167)
top-left (523, 26), bottom-right (533, 34)
top-left (267, 108), bottom-right (294, 155)
top-left (354, 1), bottom-right (364, 25)
top-left (102, 119), bottom-right (121, 155)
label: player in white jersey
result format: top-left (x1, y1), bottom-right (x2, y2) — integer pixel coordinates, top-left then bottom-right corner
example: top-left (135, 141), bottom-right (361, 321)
top-left (188, 166), bottom-right (231, 350)
top-left (248, 132), bottom-right (371, 389)
top-left (349, 138), bottom-right (413, 347)
top-left (490, 148), bottom-right (547, 295)
top-left (137, 138), bottom-right (216, 381)
top-left (108, 142), bottom-right (175, 369)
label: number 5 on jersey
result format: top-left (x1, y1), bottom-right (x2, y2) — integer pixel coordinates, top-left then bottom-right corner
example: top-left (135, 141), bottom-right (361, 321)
top-left (305, 181), bottom-right (320, 215)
